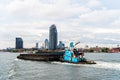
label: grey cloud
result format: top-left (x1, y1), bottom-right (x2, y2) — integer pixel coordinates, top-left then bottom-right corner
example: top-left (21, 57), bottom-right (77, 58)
top-left (0, 0), bottom-right (120, 48)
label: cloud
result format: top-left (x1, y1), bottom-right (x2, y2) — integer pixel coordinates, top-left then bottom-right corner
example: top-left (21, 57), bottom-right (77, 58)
top-left (4, 0), bottom-right (91, 20)
top-left (0, 0), bottom-right (120, 48)
top-left (86, 0), bottom-right (102, 8)
top-left (78, 9), bottom-right (120, 25)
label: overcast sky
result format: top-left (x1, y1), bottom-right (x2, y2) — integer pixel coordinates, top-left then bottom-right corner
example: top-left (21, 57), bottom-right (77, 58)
top-left (0, 0), bottom-right (120, 49)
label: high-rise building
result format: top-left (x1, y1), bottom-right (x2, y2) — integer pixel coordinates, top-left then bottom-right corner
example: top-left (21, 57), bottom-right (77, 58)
top-left (45, 39), bottom-right (49, 49)
top-left (15, 37), bottom-right (23, 49)
top-left (49, 24), bottom-right (58, 50)
top-left (36, 42), bottom-right (39, 48)
top-left (58, 41), bottom-right (65, 49)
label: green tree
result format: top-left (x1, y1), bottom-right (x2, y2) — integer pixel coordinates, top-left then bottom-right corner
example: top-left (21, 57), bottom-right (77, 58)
top-left (101, 48), bottom-right (109, 53)
top-left (89, 48), bottom-right (94, 52)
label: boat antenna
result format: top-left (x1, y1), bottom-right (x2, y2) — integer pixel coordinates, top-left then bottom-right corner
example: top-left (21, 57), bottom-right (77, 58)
top-left (74, 41), bottom-right (80, 47)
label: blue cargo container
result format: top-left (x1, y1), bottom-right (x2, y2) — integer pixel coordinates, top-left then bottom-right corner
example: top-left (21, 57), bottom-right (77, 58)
top-left (64, 56), bottom-right (71, 61)
top-left (71, 57), bottom-right (79, 63)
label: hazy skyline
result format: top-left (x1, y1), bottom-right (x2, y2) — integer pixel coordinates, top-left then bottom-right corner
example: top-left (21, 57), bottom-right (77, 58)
top-left (0, 0), bottom-right (120, 49)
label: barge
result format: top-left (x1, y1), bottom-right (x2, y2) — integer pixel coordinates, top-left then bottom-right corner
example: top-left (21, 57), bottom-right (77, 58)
top-left (17, 50), bottom-right (65, 61)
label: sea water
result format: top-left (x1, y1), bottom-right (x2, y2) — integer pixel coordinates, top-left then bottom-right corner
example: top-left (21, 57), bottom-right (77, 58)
top-left (0, 52), bottom-right (120, 80)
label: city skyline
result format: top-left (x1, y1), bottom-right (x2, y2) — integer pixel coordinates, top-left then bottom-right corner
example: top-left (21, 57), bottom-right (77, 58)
top-left (0, 0), bottom-right (120, 49)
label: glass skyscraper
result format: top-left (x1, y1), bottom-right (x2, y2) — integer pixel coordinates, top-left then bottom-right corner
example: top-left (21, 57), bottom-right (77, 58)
top-left (49, 24), bottom-right (58, 50)
top-left (36, 42), bottom-right (39, 49)
top-left (15, 37), bottom-right (23, 49)
top-left (58, 41), bottom-right (65, 49)
top-left (45, 39), bottom-right (49, 49)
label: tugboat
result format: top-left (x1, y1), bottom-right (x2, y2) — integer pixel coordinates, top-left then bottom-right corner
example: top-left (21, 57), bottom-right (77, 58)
top-left (60, 48), bottom-right (96, 64)
top-left (60, 42), bottom-right (96, 64)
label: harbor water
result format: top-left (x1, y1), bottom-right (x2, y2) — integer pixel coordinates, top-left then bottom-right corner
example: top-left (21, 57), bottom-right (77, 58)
top-left (0, 52), bottom-right (120, 80)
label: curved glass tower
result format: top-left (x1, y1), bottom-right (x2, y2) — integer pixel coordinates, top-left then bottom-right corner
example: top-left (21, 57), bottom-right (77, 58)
top-left (16, 37), bottom-right (23, 49)
top-left (49, 24), bottom-right (58, 50)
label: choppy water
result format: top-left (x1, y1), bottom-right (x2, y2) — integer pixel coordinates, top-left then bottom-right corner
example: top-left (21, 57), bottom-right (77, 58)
top-left (0, 52), bottom-right (120, 80)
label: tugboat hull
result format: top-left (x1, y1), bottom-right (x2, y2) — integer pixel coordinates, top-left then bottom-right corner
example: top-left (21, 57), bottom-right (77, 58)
top-left (60, 58), bottom-right (96, 64)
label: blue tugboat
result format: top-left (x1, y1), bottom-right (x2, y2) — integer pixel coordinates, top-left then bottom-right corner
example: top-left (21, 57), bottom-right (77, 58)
top-left (61, 49), bottom-right (96, 64)
top-left (61, 42), bottom-right (96, 64)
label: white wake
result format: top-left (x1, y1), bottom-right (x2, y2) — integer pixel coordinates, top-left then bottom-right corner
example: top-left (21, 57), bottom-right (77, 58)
top-left (51, 61), bottom-right (120, 70)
